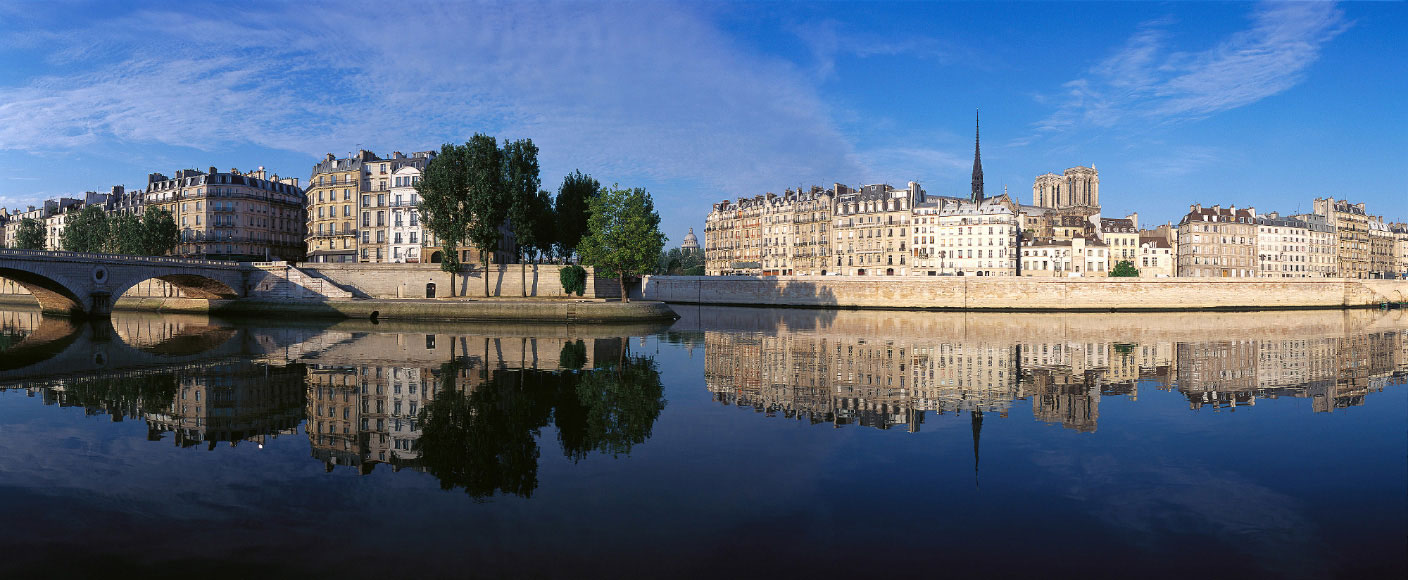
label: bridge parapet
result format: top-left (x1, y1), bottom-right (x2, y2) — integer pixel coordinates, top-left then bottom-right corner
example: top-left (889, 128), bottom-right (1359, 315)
top-left (0, 248), bottom-right (248, 269)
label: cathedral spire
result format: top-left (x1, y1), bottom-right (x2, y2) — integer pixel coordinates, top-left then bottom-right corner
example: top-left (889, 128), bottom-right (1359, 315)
top-left (971, 109), bottom-right (985, 203)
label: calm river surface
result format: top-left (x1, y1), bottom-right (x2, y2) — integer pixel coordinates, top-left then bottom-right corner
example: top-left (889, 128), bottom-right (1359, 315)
top-left (0, 305), bottom-right (1404, 578)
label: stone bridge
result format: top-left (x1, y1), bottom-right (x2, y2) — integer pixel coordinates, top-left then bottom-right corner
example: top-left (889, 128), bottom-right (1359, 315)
top-left (0, 249), bottom-right (248, 317)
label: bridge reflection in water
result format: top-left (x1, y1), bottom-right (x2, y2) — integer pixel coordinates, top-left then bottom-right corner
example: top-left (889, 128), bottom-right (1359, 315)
top-left (684, 307), bottom-right (1408, 433)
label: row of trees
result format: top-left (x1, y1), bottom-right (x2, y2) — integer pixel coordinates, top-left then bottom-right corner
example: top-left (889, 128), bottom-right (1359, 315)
top-left (416, 134), bottom-right (665, 300)
top-left (5, 206), bottom-right (179, 256)
top-left (656, 247), bottom-right (704, 276)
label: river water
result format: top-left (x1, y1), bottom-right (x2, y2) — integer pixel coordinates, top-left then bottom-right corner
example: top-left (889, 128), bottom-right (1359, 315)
top-left (0, 305), bottom-right (1404, 578)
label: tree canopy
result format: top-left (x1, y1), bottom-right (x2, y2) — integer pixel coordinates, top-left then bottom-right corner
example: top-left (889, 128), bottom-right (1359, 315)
top-left (463, 135), bottom-right (510, 296)
top-left (657, 247), bottom-right (704, 276)
top-left (1110, 260), bottom-right (1140, 277)
top-left (577, 186), bottom-right (667, 302)
top-left (554, 170), bottom-right (599, 260)
top-left (504, 139), bottom-right (545, 295)
top-left (60, 206), bottom-right (109, 253)
top-left (138, 207), bottom-right (180, 256)
top-left (15, 218), bottom-right (45, 250)
top-left (417, 142), bottom-right (474, 276)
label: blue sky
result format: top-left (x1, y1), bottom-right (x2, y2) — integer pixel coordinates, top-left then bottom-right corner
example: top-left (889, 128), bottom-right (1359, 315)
top-left (0, 1), bottom-right (1403, 246)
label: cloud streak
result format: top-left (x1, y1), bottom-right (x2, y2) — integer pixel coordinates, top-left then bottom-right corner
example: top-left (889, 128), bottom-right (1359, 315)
top-left (1036, 2), bottom-right (1348, 134)
top-left (0, 1), bottom-right (863, 200)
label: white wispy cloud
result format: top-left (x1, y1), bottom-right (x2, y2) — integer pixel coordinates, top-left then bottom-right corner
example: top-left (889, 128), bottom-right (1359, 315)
top-left (0, 1), bottom-right (863, 199)
top-left (1035, 2), bottom-right (1349, 134)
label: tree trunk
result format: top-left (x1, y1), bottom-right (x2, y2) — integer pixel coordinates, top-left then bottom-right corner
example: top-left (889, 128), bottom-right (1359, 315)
top-left (619, 274), bottom-right (628, 303)
top-left (521, 252), bottom-right (528, 297)
top-left (484, 257), bottom-right (491, 297)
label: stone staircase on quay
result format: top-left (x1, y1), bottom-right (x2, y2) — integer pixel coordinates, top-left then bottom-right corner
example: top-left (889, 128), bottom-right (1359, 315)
top-left (249, 261), bottom-right (355, 301)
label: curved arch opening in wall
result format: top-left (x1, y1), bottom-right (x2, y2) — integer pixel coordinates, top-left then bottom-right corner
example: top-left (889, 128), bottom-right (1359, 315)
top-left (0, 269), bottom-right (85, 315)
top-left (114, 274), bottom-right (239, 302)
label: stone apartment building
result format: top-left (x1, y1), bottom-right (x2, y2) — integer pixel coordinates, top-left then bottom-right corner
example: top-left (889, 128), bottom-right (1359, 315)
top-left (1291, 213), bottom-right (1339, 277)
top-left (1176, 204), bottom-right (1258, 278)
top-left (788, 186), bottom-right (834, 275)
top-left (305, 150), bottom-right (435, 264)
top-left (1020, 235), bottom-right (1109, 277)
top-left (145, 166), bottom-right (305, 261)
top-left (831, 183), bottom-right (918, 276)
top-left (704, 196), bottom-right (760, 276)
top-left (387, 165), bottom-right (425, 263)
top-left (704, 186), bottom-right (836, 276)
top-left (1098, 216), bottom-right (1139, 267)
top-left (1392, 223), bottom-right (1408, 279)
top-left (1137, 236), bottom-right (1175, 277)
top-left (1256, 213), bottom-right (1311, 278)
top-left (41, 197), bottom-right (84, 250)
top-left (1314, 197), bottom-right (1372, 279)
top-left (913, 194), bottom-right (1019, 276)
top-left (1368, 217), bottom-right (1395, 279)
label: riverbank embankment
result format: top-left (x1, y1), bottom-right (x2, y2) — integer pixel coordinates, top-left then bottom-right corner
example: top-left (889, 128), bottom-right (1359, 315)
top-left (126, 297), bottom-right (677, 323)
top-left (0, 294), bottom-right (677, 324)
top-left (642, 276), bottom-right (1408, 311)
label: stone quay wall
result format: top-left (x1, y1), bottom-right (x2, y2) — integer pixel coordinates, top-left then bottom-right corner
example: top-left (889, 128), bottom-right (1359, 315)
top-left (642, 276), bottom-right (1408, 311)
top-left (293, 263), bottom-right (620, 299)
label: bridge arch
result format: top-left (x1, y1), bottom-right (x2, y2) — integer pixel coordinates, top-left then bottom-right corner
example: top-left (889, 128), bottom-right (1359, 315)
top-left (113, 274), bottom-right (240, 301)
top-left (0, 267), bottom-right (88, 316)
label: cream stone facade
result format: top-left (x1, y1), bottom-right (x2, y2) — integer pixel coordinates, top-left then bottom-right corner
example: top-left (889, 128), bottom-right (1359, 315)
top-left (305, 150), bottom-right (433, 264)
top-left (1314, 197), bottom-right (1373, 279)
top-left (1292, 213), bottom-right (1339, 278)
top-left (387, 166), bottom-right (424, 263)
top-left (1392, 223), bottom-right (1408, 279)
top-left (703, 195), bottom-right (762, 276)
top-left (831, 183), bottom-right (918, 276)
top-left (1256, 213), bottom-right (1311, 278)
top-left (1177, 204), bottom-right (1257, 278)
top-left (1020, 235), bottom-right (1109, 277)
top-left (1099, 216), bottom-right (1139, 269)
top-left (913, 195), bottom-right (1019, 276)
top-left (145, 166), bottom-right (305, 261)
top-left (1368, 217), bottom-right (1395, 279)
top-left (1137, 236), bottom-right (1175, 278)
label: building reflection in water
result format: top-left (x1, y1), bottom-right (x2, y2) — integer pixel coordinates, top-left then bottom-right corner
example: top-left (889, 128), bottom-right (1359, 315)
top-left (2, 311), bottom-right (668, 499)
top-left (699, 308), bottom-right (1408, 433)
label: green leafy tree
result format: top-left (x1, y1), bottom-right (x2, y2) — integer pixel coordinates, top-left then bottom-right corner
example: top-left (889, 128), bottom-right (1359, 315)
top-left (464, 134), bottom-right (510, 297)
top-left (554, 170), bottom-right (599, 261)
top-left (418, 143), bottom-right (474, 286)
top-left (139, 207), bottom-right (180, 256)
top-left (15, 218), bottom-right (45, 250)
top-left (578, 185), bottom-right (667, 302)
top-left (532, 189), bottom-right (557, 262)
top-left (108, 212), bottom-right (143, 255)
top-left (60, 205), bottom-right (108, 253)
top-left (504, 138), bottom-right (542, 296)
top-left (657, 247), bottom-right (704, 275)
top-left (1110, 260), bottom-right (1140, 277)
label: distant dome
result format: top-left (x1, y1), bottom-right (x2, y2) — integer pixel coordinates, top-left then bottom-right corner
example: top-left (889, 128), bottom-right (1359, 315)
top-left (682, 227), bottom-right (699, 250)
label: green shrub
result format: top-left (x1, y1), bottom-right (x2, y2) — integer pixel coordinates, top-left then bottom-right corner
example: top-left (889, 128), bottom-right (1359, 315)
top-left (560, 265), bottom-right (587, 296)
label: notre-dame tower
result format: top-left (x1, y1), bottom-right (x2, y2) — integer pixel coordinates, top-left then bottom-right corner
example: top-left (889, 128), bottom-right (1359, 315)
top-left (1032, 166), bottom-right (1099, 209)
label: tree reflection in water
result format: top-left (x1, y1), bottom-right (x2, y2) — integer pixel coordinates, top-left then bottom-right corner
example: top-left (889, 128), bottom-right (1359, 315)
top-left (415, 342), bottom-right (665, 499)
